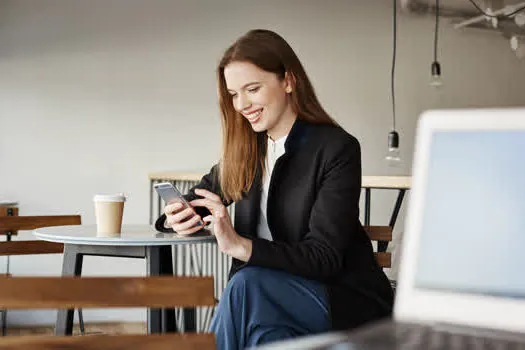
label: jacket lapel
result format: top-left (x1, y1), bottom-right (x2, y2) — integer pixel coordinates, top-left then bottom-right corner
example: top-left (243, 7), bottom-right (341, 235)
top-left (234, 119), bottom-right (312, 239)
top-left (233, 153), bottom-right (263, 239)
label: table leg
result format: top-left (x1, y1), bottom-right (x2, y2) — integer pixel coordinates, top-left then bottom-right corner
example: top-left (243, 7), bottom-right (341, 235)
top-left (180, 246), bottom-right (197, 333)
top-left (1, 207), bottom-right (15, 337)
top-left (378, 189), bottom-right (407, 253)
top-left (388, 189), bottom-right (406, 229)
top-left (364, 188), bottom-right (371, 226)
top-left (55, 245), bottom-right (83, 335)
top-left (146, 246), bottom-right (177, 333)
top-left (149, 179), bottom-right (154, 225)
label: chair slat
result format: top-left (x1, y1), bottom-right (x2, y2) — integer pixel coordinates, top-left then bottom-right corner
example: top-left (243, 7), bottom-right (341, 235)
top-left (0, 207), bottom-right (19, 235)
top-left (0, 241), bottom-right (64, 256)
top-left (0, 333), bottom-right (215, 350)
top-left (0, 215), bottom-right (81, 232)
top-left (0, 277), bottom-right (215, 309)
top-left (364, 226), bottom-right (393, 242)
top-left (375, 252), bottom-right (391, 268)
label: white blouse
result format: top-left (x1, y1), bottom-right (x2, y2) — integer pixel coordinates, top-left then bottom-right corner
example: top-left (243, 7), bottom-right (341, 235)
top-left (256, 135), bottom-right (287, 241)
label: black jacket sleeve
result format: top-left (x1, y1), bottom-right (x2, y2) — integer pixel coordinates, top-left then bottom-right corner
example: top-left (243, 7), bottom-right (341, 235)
top-left (246, 136), bottom-right (362, 281)
top-left (154, 164), bottom-right (224, 232)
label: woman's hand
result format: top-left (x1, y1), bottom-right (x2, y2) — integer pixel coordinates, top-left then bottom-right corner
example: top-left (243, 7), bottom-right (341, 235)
top-left (163, 202), bottom-right (204, 235)
top-left (191, 188), bottom-right (252, 262)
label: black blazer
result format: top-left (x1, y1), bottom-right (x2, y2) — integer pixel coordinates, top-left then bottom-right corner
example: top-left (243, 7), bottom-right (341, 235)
top-left (156, 119), bottom-right (394, 330)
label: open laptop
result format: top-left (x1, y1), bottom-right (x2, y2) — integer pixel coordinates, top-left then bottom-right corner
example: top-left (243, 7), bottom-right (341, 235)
top-left (257, 108), bottom-right (525, 349)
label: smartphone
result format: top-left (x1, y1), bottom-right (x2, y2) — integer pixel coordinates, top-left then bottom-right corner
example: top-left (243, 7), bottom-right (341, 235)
top-left (153, 182), bottom-right (204, 227)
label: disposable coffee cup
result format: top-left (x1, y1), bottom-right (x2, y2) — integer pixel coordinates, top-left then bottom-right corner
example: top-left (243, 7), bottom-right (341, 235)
top-left (93, 194), bottom-right (126, 236)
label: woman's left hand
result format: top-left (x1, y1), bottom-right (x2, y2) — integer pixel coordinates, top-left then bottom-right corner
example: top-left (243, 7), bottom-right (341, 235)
top-left (191, 189), bottom-right (252, 262)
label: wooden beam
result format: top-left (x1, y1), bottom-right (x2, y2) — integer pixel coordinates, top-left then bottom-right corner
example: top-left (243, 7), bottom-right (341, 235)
top-left (0, 215), bottom-right (81, 232)
top-left (364, 226), bottom-right (393, 242)
top-left (0, 277), bottom-right (215, 309)
top-left (0, 333), bottom-right (215, 350)
top-left (0, 241), bottom-right (64, 256)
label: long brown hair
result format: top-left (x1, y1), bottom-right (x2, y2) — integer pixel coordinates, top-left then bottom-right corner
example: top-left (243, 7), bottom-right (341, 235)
top-left (217, 29), bottom-right (337, 201)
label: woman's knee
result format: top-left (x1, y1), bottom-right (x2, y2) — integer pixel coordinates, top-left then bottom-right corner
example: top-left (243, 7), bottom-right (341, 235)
top-left (232, 266), bottom-right (292, 285)
top-left (222, 266), bottom-right (276, 302)
top-left (230, 266), bottom-right (267, 285)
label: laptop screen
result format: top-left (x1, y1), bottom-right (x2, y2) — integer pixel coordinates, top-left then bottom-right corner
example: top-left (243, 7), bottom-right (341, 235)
top-left (414, 130), bottom-right (525, 299)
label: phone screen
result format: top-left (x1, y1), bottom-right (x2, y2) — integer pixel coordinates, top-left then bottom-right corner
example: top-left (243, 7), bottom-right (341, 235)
top-left (154, 182), bottom-right (204, 227)
top-left (154, 182), bottom-right (187, 205)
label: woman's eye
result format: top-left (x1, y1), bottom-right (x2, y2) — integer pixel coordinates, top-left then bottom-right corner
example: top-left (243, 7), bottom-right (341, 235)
top-left (247, 86), bottom-right (260, 93)
top-left (230, 94), bottom-right (237, 99)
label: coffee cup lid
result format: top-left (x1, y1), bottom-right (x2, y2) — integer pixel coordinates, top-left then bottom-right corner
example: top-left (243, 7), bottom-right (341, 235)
top-left (93, 194), bottom-right (126, 202)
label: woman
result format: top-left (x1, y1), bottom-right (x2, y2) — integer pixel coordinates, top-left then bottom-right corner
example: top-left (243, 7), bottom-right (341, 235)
top-left (155, 29), bottom-right (394, 349)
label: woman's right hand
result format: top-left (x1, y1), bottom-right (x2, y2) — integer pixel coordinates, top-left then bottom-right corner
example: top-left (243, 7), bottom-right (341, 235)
top-left (164, 202), bottom-right (204, 235)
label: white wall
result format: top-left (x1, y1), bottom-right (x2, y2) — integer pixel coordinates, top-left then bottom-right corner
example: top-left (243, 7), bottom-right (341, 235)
top-left (1, 0), bottom-right (524, 326)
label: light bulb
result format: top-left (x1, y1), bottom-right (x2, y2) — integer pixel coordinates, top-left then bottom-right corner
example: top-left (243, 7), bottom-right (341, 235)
top-left (484, 7), bottom-right (499, 28)
top-left (385, 131), bottom-right (401, 167)
top-left (514, 12), bottom-right (525, 27)
top-left (430, 61), bottom-right (443, 87)
top-left (510, 36), bottom-right (525, 59)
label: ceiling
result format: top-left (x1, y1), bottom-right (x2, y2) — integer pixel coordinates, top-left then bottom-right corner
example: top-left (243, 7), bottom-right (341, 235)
top-left (402, 0), bottom-right (525, 15)
top-left (401, 0), bottom-right (525, 36)
top-left (435, 0), bottom-right (525, 11)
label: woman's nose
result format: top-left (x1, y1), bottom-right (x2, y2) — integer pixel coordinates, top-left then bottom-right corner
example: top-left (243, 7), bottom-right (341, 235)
top-left (235, 93), bottom-right (251, 112)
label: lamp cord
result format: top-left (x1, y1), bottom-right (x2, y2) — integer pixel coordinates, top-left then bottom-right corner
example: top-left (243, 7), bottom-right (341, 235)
top-left (391, 0), bottom-right (397, 131)
top-left (435, 0), bottom-right (440, 62)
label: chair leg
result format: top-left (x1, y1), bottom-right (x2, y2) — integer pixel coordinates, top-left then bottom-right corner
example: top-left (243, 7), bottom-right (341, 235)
top-left (1, 309), bottom-right (7, 336)
top-left (202, 306), bottom-right (214, 332)
top-left (78, 309), bottom-right (85, 335)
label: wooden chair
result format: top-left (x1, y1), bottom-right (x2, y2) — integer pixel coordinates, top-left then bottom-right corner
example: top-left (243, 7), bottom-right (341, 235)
top-left (0, 215), bottom-right (82, 258)
top-left (0, 276), bottom-right (216, 349)
top-left (363, 225), bottom-right (396, 292)
top-left (363, 225), bottom-right (393, 270)
top-left (0, 215), bottom-right (82, 336)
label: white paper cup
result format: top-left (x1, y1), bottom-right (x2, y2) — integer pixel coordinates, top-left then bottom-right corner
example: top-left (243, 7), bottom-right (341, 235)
top-left (93, 194), bottom-right (126, 235)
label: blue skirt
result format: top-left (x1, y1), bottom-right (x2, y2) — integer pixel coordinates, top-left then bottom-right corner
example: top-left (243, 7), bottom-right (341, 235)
top-left (209, 266), bottom-right (331, 349)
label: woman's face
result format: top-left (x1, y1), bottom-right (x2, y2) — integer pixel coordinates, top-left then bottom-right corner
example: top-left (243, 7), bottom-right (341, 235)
top-left (224, 61), bottom-right (295, 139)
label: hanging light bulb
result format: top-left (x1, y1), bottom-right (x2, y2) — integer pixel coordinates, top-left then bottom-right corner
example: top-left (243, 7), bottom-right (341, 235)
top-left (515, 12), bottom-right (525, 27)
top-left (430, 0), bottom-right (443, 87)
top-left (484, 7), bottom-right (499, 28)
top-left (430, 61), bottom-right (443, 87)
top-left (386, 0), bottom-right (402, 169)
top-left (385, 131), bottom-right (401, 167)
top-left (510, 35), bottom-right (525, 59)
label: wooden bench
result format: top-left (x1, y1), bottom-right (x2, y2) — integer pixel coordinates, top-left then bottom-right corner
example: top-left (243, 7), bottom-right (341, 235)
top-left (0, 215), bottom-right (82, 336)
top-left (0, 276), bottom-right (216, 349)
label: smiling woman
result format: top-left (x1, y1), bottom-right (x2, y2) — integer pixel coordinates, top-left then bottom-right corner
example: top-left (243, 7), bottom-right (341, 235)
top-left (216, 30), bottom-right (338, 203)
top-left (224, 61), bottom-right (293, 137)
top-left (155, 29), bottom-right (393, 349)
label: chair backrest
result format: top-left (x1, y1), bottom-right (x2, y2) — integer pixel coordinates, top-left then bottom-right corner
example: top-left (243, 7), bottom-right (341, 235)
top-left (0, 215), bottom-right (81, 256)
top-left (0, 276), bottom-right (216, 349)
top-left (364, 225), bottom-right (393, 269)
top-left (0, 215), bottom-right (81, 233)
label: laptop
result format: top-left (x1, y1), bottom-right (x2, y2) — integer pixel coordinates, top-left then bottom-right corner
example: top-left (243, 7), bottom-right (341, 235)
top-left (256, 108), bottom-right (525, 349)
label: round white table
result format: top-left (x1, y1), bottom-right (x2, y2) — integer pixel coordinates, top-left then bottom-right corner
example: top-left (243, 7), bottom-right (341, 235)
top-left (33, 224), bottom-right (215, 335)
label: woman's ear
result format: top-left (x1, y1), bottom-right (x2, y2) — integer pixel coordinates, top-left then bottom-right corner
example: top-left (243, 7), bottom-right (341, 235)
top-left (284, 71), bottom-right (296, 94)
